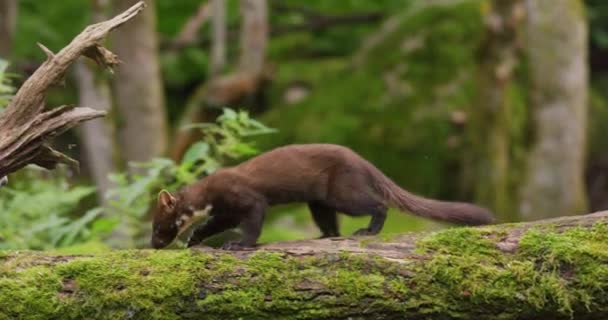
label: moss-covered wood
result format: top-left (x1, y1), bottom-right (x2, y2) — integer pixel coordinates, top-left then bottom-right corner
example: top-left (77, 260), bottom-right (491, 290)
top-left (2, 212), bottom-right (608, 320)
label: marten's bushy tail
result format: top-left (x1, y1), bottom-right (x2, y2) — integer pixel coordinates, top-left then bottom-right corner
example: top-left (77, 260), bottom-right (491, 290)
top-left (367, 164), bottom-right (495, 225)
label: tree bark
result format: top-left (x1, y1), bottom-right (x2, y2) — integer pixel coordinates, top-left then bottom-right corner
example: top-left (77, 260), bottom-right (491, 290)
top-left (469, 0), bottom-right (524, 221)
top-left (75, 0), bottom-right (116, 205)
top-left (75, 60), bottom-right (115, 204)
top-left (0, 0), bottom-right (17, 58)
top-left (2, 211), bottom-right (608, 319)
top-left (239, 0), bottom-right (268, 74)
top-left (210, 0), bottom-right (227, 76)
top-left (519, 0), bottom-right (588, 220)
top-left (112, 0), bottom-right (168, 169)
top-left (0, 2), bottom-right (146, 178)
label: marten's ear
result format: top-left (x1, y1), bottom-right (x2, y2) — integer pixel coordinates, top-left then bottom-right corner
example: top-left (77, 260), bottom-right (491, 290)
top-left (158, 190), bottom-right (177, 212)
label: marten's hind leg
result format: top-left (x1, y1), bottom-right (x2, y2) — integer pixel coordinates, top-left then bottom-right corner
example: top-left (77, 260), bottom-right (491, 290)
top-left (354, 206), bottom-right (387, 236)
top-left (326, 169), bottom-right (388, 236)
top-left (336, 200), bottom-right (386, 236)
top-left (308, 201), bottom-right (340, 238)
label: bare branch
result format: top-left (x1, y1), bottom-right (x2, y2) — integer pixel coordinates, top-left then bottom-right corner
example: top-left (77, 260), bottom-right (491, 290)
top-left (0, 0), bottom-right (146, 177)
top-left (172, 1), bottom-right (212, 48)
top-left (0, 1), bottom-right (145, 130)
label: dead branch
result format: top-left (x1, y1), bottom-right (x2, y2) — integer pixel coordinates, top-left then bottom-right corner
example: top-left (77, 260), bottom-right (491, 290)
top-left (0, 1), bottom-right (146, 177)
top-left (171, 1), bottom-right (212, 49)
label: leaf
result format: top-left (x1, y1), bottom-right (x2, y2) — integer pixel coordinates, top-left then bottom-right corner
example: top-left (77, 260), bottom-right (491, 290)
top-left (57, 207), bottom-right (105, 247)
top-left (221, 107), bottom-right (238, 120)
top-left (180, 122), bottom-right (215, 131)
top-left (91, 217), bottom-right (120, 235)
top-left (182, 142), bottom-right (209, 165)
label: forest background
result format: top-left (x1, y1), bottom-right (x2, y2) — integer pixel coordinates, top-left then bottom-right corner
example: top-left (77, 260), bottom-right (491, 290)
top-left (0, 0), bottom-right (604, 251)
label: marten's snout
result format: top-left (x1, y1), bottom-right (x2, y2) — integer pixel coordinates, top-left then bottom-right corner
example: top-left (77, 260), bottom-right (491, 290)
top-left (151, 237), bottom-right (168, 249)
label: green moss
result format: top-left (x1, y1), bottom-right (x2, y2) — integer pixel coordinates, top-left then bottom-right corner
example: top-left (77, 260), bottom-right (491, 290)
top-left (401, 223), bottom-right (608, 318)
top-left (0, 265), bottom-right (62, 320)
top-left (49, 241), bottom-right (112, 255)
top-left (416, 227), bottom-right (502, 257)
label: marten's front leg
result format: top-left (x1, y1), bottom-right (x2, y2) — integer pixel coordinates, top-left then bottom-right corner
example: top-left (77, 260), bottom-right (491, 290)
top-left (187, 216), bottom-right (238, 247)
top-left (221, 202), bottom-right (266, 250)
top-left (308, 201), bottom-right (340, 238)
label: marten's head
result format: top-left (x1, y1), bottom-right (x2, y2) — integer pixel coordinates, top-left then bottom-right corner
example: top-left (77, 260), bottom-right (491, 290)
top-left (151, 190), bottom-right (210, 248)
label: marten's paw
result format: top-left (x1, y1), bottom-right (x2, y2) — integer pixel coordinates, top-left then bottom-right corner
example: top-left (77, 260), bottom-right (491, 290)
top-left (220, 241), bottom-right (256, 251)
top-left (186, 238), bottom-right (200, 248)
top-left (353, 228), bottom-right (374, 236)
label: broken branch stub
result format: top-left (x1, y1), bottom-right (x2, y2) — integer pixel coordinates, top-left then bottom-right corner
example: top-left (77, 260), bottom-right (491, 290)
top-left (0, 1), bottom-right (146, 177)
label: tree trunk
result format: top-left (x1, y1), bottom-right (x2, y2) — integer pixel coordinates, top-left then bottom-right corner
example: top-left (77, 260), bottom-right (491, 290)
top-left (2, 211), bottom-right (608, 319)
top-left (210, 0), bottom-right (227, 76)
top-left (75, 0), bottom-right (116, 205)
top-left (239, 0), bottom-right (268, 74)
top-left (169, 0), bottom-right (228, 161)
top-left (469, 0), bottom-right (524, 221)
top-left (75, 60), bottom-right (115, 204)
top-left (112, 0), bottom-right (168, 168)
top-left (0, 0), bottom-right (17, 58)
top-left (0, 2), bottom-right (146, 178)
top-left (519, 0), bottom-right (588, 220)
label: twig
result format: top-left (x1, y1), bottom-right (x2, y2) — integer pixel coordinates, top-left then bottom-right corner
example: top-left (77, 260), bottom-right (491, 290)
top-left (171, 2), bottom-right (212, 49)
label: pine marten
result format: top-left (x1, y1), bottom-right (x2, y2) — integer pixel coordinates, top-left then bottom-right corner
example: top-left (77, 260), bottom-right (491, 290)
top-left (152, 144), bottom-right (495, 250)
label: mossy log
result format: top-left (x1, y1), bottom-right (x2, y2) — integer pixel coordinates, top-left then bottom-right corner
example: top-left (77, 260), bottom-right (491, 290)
top-left (2, 212), bottom-right (608, 320)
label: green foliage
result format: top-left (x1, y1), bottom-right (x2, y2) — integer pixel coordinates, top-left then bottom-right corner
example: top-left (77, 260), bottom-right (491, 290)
top-left (0, 60), bottom-right (109, 250)
top-left (105, 109), bottom-right (275, 244)
top-left (0, 170), bottom-right (114, 250)
top-left (0, 59), bottom-right (15, 109)
top-left (587, 0), bottom-right (608, 51)
top-left (268, 0), bottom-right (407, 58)
top-left (14, 0), bottom-right (88, 61)
top-left (261, 0), bottom-right (484, 198)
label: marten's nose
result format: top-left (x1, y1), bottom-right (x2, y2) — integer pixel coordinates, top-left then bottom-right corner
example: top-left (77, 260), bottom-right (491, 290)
top-left (151, 238), bottom-right (166, 249)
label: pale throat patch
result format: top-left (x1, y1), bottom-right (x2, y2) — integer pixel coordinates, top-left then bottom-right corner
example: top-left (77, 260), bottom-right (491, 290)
top-left (176, 204), bottom-right (212, 237)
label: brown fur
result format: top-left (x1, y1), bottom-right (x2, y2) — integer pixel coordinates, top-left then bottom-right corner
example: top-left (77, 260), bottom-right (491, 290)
top-left (152, 144), bottom-right (495, 249)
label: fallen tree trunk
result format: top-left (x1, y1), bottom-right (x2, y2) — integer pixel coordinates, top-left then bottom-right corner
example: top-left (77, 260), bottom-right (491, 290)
top-left (2, 212), bottom-right (608, 319)
top-left (0, 1), bottom-right (146, 177)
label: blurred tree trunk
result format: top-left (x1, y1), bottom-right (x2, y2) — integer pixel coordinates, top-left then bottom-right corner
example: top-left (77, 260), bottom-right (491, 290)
top-left (76, 60), bottom-right (115, 204)
top-left (75, 0), bottom-right (116, 206)
top-left (469, 0), bottom-right (524, 221)
top-left (0, 0), bottom-right (17, 58)
top-left (111, 0), bottom-right (168, 169)
top-left (169, 0), bottom-right (227, 161)
top-left (239, 0), bottom-right (267, 74)
top-left (170, 0), bottom-right (269, 161)
top-left (519, 0), bottom-right (588, 220)
top-left (210, 0), bottom-right (226, 76)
